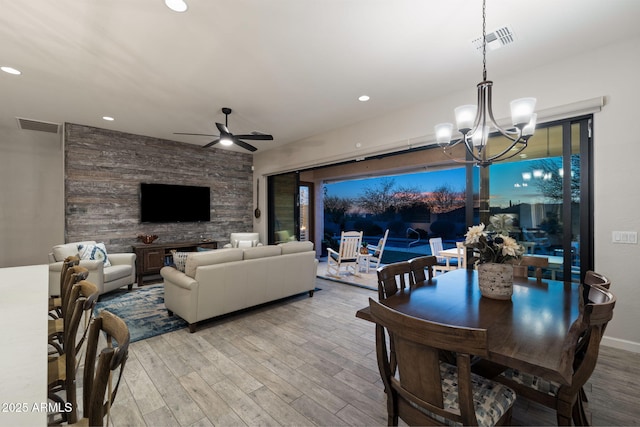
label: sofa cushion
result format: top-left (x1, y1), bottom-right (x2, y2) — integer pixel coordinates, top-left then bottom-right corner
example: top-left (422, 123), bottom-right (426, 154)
top-left (278, 241), bottom-right (314, 254)
top-left (237, 240), bottom-right (254, 248)
top-left (184, 248), bottom-right (243, 278)
top-left (104, 264), bottom-right (133, 282)
top-left (171, 251), bottom-right (191, 272)
top-left (243, 245), bottom-right (281, 260)
top-left (52, 240), bottom-right (97, 262)
top-left (77, 242), bottom-right (112, 267)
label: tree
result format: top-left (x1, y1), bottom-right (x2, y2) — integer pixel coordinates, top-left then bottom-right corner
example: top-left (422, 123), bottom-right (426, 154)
top-left (356, 178), bottom-right (422, 216)
top-left (323, 195), bottom-right (352, 224)
top-left (424, 184), bottom-right (465, 214)
top-left (533, 155), bottom-right (580, 202)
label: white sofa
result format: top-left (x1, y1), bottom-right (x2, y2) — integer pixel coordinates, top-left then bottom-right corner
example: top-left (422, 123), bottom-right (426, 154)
top-left (160, 241), bottom-right (318, 332)
top-left (48, 240), bottom-right (136, 296)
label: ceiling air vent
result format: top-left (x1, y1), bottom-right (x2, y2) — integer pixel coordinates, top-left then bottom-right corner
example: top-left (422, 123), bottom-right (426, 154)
top-left (16, 117), bottom-right (61, 134)
top-left (471, 26), bottom-right (516, 51)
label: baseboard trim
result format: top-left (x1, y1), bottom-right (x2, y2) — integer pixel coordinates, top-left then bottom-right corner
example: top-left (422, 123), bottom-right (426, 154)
top-left (602, 336), bottom-right (640, 353)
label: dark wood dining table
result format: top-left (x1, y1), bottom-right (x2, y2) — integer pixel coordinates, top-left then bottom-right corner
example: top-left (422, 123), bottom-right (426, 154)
top-left (356, 268), bottom-right (581, 386)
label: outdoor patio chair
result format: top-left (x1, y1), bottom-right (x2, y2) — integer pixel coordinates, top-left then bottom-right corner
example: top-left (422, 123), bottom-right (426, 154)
top-left (326, 231), bottom-right (363, 276)
top-left (429, 237), bottom-right (455, 274)
top-left (367, 229), bottom-right (389, 270)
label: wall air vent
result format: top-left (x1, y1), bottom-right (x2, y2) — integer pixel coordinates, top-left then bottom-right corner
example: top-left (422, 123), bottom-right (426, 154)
top-left (471, 25), bottom-right (516, 51)
top-left (16, 117), bottom-right (61, 134)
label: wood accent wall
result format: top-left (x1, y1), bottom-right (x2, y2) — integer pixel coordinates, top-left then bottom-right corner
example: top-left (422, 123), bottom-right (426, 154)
top-left (64, 123), bottom-right (253, 253)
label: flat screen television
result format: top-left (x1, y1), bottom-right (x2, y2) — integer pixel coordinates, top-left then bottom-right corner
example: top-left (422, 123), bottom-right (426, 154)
top-left (140, 183), bottom-right (211, 223)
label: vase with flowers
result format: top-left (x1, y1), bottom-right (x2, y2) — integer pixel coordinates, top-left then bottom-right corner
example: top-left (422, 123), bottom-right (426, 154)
top-left (465, 223), bottom-right (525, 300)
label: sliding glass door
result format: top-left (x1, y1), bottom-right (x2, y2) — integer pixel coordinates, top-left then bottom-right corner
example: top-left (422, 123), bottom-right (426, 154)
top-left (267, 172), bottom-right (300, 245)
top-left (473, 117), bottom-right (592, 282)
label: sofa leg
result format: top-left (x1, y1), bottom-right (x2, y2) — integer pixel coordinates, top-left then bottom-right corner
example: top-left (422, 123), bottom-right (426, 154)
top-left (128, 284), bottom-right (133, 291)
top-left (167, 310), bottom-right (174, 316)
top-left (188, 323), bottom-right (197, 333)
top-left (308, 290), bottom-right (314, 297)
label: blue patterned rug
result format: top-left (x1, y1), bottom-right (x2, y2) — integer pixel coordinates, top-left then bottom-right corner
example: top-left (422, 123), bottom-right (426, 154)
top-left (94, 284), bottom-right (187, 342)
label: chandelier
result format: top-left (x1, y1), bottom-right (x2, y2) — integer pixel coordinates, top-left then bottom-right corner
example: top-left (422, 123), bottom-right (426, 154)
top-left (434, 0), bottom-right (537, 167)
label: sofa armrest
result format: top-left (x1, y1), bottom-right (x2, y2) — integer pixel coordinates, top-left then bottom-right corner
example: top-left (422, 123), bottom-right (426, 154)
top-left (108, 253), bottom-right (136, 266)
top-left (161, 267), bottom-right (197, 290)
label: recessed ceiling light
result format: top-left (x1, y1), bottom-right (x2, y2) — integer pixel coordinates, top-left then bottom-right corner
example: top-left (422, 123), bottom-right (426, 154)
top-left (165, 0), bottom-right (188, 12)
top-left (358, 95), bottom-right (370, 102)
top-left (102, 116), bottom-right (115, 121)
top-left (1, 66), bottom-right (21, 75)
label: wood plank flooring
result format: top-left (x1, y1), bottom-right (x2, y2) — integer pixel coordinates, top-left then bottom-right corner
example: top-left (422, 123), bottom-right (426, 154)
top-left (106, 278), bottom-right (640, 426)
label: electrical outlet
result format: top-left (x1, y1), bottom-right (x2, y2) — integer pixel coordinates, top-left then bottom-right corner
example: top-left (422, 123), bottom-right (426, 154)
top-left (612, 231), bottom-right (638, 244)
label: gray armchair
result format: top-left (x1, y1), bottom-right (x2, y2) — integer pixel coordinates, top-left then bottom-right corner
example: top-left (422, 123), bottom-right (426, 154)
top-left (48, 240), bottom-right (136, 296)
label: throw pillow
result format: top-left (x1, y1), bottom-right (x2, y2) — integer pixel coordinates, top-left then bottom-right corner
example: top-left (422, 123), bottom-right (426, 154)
top-left (77, 242), bottom-right (112, 267)
top-left (171, 251), bottom-right (190, 272)
top-left (237, 240), bottom-right (253, 248)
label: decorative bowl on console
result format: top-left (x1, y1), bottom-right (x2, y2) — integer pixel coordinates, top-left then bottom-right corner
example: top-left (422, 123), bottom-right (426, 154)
top-left (137, 234), bottom-right (159, 244)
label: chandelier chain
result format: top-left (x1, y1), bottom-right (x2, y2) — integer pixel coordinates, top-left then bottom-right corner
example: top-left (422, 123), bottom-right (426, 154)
top-left (482, 0), bottom-right (487, 81)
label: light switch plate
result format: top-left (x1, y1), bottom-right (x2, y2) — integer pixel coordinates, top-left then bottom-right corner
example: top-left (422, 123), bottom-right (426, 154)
top-left (612, 231), bottom-right (638, 244)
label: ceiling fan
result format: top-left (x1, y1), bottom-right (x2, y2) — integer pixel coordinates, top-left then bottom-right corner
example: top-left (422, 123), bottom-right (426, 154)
top-left (175, 107), bottom-right (273, 152)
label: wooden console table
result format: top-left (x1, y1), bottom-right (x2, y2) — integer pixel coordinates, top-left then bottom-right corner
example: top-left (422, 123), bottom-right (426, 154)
top-left (133, 240), bottom-right (217, 285)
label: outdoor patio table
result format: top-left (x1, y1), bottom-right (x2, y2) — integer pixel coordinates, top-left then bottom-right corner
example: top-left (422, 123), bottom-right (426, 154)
top-left (356, 268), bottom-right (581, 386)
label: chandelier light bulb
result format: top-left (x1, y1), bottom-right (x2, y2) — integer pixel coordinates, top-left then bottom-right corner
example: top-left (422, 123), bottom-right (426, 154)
top-left (455, 105), bottom-right (477, 132)
top-left (435, 123), bottom-right (454, 146)
top-left (510, 97), bottom-right (537, 127)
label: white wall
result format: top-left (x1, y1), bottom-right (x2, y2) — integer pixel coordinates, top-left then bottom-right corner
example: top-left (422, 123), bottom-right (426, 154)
top-left (254, 36), bottom-right (640, 352)
top-left (0, 128), bottom-right (64, 267)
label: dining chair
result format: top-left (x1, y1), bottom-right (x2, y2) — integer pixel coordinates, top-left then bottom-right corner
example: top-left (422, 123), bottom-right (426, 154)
top-left (513, 255), bottom-right (549, 280)
top-left (376, 261), bottom-right (411, 300)
top-left (408, 255), bottom-right (437, 285)
top-left (49, 255), bottom-right (80, 319)
top-left (72, 309), bottom-right (130, 427)
top-left (48, 266), bottom-right (90, 355)
top-left (367, 228), bottom-right (389, 270)
top-left (326, 230), bottom-right (363, 276)
top-left (494, 283), bottom-right (616, 426)
top-left (429, 237), bottom-right (454, 274)
top-left (48, 279), bottom-right (99, 424)
top-left (368, 298), bottom-right (516, 426)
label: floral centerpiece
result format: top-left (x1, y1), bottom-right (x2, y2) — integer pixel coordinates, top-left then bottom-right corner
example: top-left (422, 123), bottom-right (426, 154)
top-left (465, 223), bottom-right (524, 300)
top-left (465, 223), bottom-right (524, 265)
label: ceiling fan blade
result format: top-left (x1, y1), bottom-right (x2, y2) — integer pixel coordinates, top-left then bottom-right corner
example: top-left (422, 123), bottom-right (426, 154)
top-left (203, 139), bottom-right (220, 148)
top-left (216, 122), bottom-right (230, 135)
top-left (174, 132), bottom-right (218, 137)
top-left (235, 133), bottom-right (274, 141)
top-left (233, 137), bottom-right (258, 152)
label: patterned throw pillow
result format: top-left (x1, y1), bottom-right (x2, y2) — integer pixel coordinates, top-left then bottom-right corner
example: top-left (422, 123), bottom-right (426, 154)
top-left (171, 251), bottom-right (190, 273)
top-left (77, 242), bottom-right (112, 267)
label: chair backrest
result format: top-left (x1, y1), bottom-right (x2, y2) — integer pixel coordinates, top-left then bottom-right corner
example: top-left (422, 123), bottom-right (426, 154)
top-left (229, 232), bottom-right (260, 248)
top-left (55, 279), bottom-right (99, 424)
top-left (82, 310), bottom-right (130, 427)
top-left (566, 284), bottom-right (615, 399)
top-left (429, 237), bottom-right (444, 262)
top-left (59, 255), bottom-right (80, 292)
top-left (584, 270), bottom-right (611, 289)
top-left (61, 266), bottom-right (90, 330)
top-left (376, 262), bottom-right (411, 300)
top-left (408, 256), bottom-right (437, 284)
top-left (337, 231), bottom-right (363, 260)
top-left (371, 229), bottom-right (389, 257)
top-left (369, 298), bottom-right (489, 426)
top-left (514, 255), bottom-right (548, 280)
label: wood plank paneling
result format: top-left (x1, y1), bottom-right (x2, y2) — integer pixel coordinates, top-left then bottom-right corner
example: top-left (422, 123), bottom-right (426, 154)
top-left (64, 123), bottom-right (253, 252)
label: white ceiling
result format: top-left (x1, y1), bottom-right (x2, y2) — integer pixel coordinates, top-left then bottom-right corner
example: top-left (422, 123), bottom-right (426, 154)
top-left (2, 0), bottom-right (640, 153)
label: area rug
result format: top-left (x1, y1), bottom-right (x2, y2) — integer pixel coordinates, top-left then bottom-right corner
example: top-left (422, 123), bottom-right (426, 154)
top-left (94, 284), bottom-right (187, 343)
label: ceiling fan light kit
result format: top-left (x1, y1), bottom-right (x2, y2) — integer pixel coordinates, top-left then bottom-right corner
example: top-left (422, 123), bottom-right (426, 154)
top-left (435, 0), bottom-right (537, 167)
top-left (175, 107), bottom-right (274, 152)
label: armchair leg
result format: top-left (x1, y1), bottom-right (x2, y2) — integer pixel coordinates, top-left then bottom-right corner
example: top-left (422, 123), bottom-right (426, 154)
top-left (128, 284), bottom-right (133, 291)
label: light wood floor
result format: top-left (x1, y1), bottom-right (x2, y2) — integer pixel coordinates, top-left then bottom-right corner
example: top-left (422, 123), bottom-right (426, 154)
top-left (107, 278), bottom-right (640, 426)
